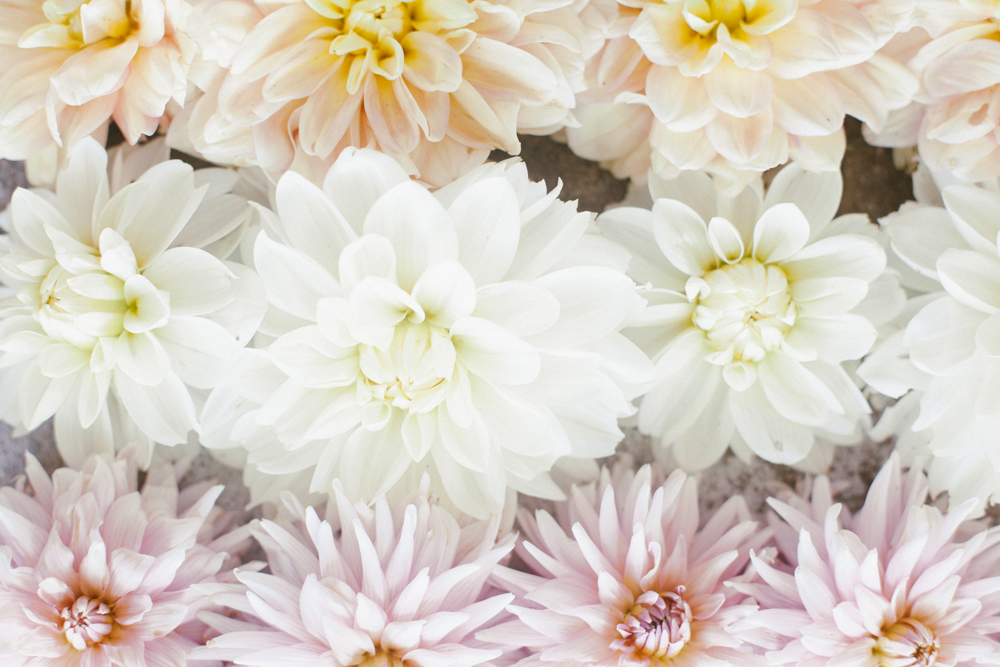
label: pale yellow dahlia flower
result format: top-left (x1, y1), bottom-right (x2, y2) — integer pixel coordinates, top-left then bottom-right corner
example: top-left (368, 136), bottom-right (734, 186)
top-left (564, 0), bottom-right (918, 190)
top-left (0, 0), bottom-right (197, 183)
top-left (174, 0), bottom-right (585, 185)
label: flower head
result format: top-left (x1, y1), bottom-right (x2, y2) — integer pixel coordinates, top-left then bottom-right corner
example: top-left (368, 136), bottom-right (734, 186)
top-left (563, 0), bottom-right (916, 189)
top-left (175, 0), bottom-right (583, 185)
top-left (0, 451), bottom-right (249, 667)
top-left (0, 137), bottom-right (267, 467)
top-left (739, 453), bottom-right (1000, 665)
top-left (191, 480), bottom-right (515, 667)
top-left (487, 462), bottom-right (770, 667)
top-left (213, 147), bottom-right (652, 518)
top-left (0, 0), bottom-right (197, 179)
top-left (597, 164), bottom-right (898, 470)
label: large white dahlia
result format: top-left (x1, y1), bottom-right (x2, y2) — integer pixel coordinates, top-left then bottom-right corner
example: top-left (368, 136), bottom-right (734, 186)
top-left (859, 181), bottom-right (1000, 512)
top-left (737, 453), bottom-right (1000, 666)
top-left (175, 0), bottom-right (585, 186)
top-left (485, 462), bottom-right (771, 667)
top-left (191, 481), bottom-right (515, 667)
top-left (865, 6), bottom-right (1000, 183)
top-left (0, 0), bottom-right (197, 180)
top-left (0, 451), bottom-right (250, 667)
top-left (563, 0), bottom-right (917, 189)
top-left (210, 147), bottom-right (652, 518)
top-left (596, 164), bottom-right (899, 470)
top-left (0, 138), bottom-right (267, 468)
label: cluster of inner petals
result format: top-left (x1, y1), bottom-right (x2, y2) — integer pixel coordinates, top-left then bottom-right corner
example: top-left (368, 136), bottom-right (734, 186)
top-left (612, 587), bottom-right (693, 661)
top-left (876, 619), bottom-right (940, 667)
top-left (21, 0), bottom-right (135, 49)
top-left (687, 257), bottom-right (794, 384)
top-left (357, 321), bottom-right (453, 423)
top-left (305, 0), bottom-right (476, 93)
top-left (358, 649), bottom-right (407, 667)
top-left (60, 596), bottom-right (116, 650)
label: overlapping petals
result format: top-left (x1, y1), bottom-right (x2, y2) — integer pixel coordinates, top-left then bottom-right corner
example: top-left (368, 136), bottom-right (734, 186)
top-left (0, 138), bottom-right (267, 467)
top-left (597, 164), bottom-right (899, 470)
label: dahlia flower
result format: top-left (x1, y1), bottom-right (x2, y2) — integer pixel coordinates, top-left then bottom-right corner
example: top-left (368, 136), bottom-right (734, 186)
top-left (563, 0), bottom-right (917, 189)
top-left (596, 164), bottom-right (899, 470)
top-left (0, 137), bottom-right (267, 468)
top-left (858, 181), bottom-right (1000, 513)
top-left (175, 0), bottom-right (585, 186)
top-left (209, 147), bottom-right (652, 518)
top-left (0, 0), bottom-right (197, 181)
top-left (484, 462), bottom-right (772, 667)
top-left (0, 450), bottom-right (250, 667)
top-left (191, 480), bottom-right (515, 667)
top-left (865, 8), bottom-right (1000, 183)
top-left (736, 453), bottom-right (1000, 665)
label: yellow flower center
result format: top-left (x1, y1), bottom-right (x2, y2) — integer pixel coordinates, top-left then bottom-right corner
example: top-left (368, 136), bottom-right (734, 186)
top-left (876, 619), bottom-right (940, 667)
top-left (612, 587), bottom-right (693, 662)
top-left (21, 0), bottom-right (134, 49)
top-left (60, 596), bottom-right (115, 650)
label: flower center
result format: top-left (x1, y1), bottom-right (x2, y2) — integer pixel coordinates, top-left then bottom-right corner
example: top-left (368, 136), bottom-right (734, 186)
top-left (876, 619), bottom-right (940, 667)
top-left (688, 257), bottom-right (794, 383)
top-left (357, 321), bottom-right (453, 422)
top-left (60, 596), bottom-right (115, 650)
top-left (21, 0), bottom-right (134, 49)
top-left (304, 0), bottom-right (476, 93)
top-left (358, 649), bottom-right (406, 667)
top-left (612, 587), bottom-right (692, 661)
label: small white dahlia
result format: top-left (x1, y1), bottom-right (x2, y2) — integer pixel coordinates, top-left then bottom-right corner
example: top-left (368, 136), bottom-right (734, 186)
top-left (211, 147), bottom-right (652, 518)
top-left (176, 0), bottom-right (585, 186)
top-left (191, 481), bottom-right (515, 667)
top-left (484, 463), bottom-right (771, 667)
top-left (858, 181), bottom-right (1000, 513)
top-left (562, 0), bottom-right (917, 189)
top-left (596, 164), bottom-right (899, 470)
top-left (0, 451), bottom-right (250, 667)
top-left (0, 0), bottom-right (197, 180)
top-left (736, 453), bottom-right (1000, 665)
top-left (0, 137), bottom-right (267, 468)
top-left (865, 5), bottom-right (1000, 183)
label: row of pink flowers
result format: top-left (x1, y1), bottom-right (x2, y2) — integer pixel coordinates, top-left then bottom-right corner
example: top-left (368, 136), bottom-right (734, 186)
top-left (2, 448), bottom-right (997, 666)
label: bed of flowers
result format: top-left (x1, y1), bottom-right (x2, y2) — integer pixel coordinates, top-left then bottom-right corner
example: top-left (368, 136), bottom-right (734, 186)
top-left (1, 0), bottom-right (1000, 663)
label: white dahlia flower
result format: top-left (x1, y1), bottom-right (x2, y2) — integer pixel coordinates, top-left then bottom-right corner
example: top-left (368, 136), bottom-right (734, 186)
top-left (191, 481), bottom-right (515, 667)
top-left (485, 462), bottom-right (772, 667)
top-left (0, 450), bottom-right (250, 667)
top-left (859, 181), bottom-right (1000, 513)
top-left (0, 137), bottom-right (267, 468)
top-left (865, 7), bottom-right (1000, 183)
top-left (176, 0), bottom-right (586, 186)
top-left (210, 147), bottom-right (652, 518)
top-left (564, 0), bottom-right (917, 189)
top-left (738, 453), bottom-right (1000, 666)
top-left (596, 164), bottom-right (899, 470)
top-left (0, 0), bottom-right (198, 180)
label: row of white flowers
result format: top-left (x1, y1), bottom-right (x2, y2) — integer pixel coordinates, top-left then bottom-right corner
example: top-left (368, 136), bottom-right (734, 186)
top-left (0, 0), bottom-right (995, 194)
top-left (2, 135), bottom-right (989, 521)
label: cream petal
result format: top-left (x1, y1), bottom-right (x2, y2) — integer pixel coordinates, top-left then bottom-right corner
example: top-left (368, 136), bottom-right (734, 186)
top-left (141, 247), bottom-right (235, 317)
top-left (231, 4), bottom-right (330, 80)
top-left (402, 31), bottom-right (463, 93)
top-left (254, 230), bottom-right (341, 321)
top-left (904, 296), bottom-right (984, 375)
top-left (781, 234), bottom-right (885, 282)
top-left (115, 330), bottom-right (170, 385)
top-left (758, 353), bottom-right (841, 426)
top-left (113, 369), bottom-right (197, 445)
top-left (704, 106), bottom-right (774, 165)
top-left (128, 161), bottom-right (206, 267)
top-left (262, 39), bottom-right (338, 104)
top-left (322, 148), bottom-right (410, 234)
top-left (936, 248), bottom-right (1000, 314)
top-left (703, 59), bottom-right (773, 119)
top-left (411, 261), bottom-right (476, 328)
top-left (56, 137), bottom-right (110, 245)
top-left (645, 66), bottom-right (717, 132)
top-left (650, 198), bottom-right (716, 276)
top-left (924, 39), bottom-right (1000, 99)
top-left (155, 316), bottom-right (239, 389)
top-left (528, 266), bottom-right (641, 347)
top-left (276, 170), bottom-right (358, 270)
top-left (339, 414), bottom-right (411, 501)
top-left (50, 37), bottom-right (138, 106)
top-left (297, 59), bottom-right (360, 158)
top-left (364, 74), bottom-right (423, 155)
top-left (472, 282), bottom-right (560, 338)
top-left (451, 316), bottom-right (539, 385)
top-left (762, 162), bottom-right (842, 228)
top-left (459, 37), bottom-right (557, 106)
top-left (752, 203), bottom-right (810, 264)
top-left (728, 380), bottom-right (814, 464)
top-left (785, 315), bottom-right (876, 363)
top-left (941, 185), bottom-right (1000, 255)
top-left (448, 80), bottom-right (519, 153)
top-left (772, 74), bottom-right (845, 137)
top-left (447, 176), bottom-right (520, 285)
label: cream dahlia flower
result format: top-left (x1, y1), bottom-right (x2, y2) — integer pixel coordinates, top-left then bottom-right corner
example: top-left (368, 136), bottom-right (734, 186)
top-left (0, 0), bottom-right (197, 178)
top-left (737, 453), bottom-right (1000, 665)
top-left (210, 147), bottom-right (652, 518)
top-left (176, 0), bottom-right (584, 186)
top-left (564, 0), bottom-right (917, 189)
top-left (596, 164), bottom-right (899, 470)
top-left (0, 137), bottom-right (267, 468)
top-left (485, 462), bottom-right (772, 667)
top-left (0, 450), bottom-right (250, 667)
top-left (865, 8), bottom-right (1000, 183)
top-left (191, 481), bottom-right (515, 667)
top-left (858, 181), bottom-right (1000, 514)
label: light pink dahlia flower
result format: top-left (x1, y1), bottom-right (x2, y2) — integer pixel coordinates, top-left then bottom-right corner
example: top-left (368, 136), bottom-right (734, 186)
top-left (191, 481), bottom-right (516, 667)
top-left (485, 463), bottom-right (772, 667)
top-left (737, 453), bottom-right (1000, 666)
top-left (0, 451), bottom-right (250, 667)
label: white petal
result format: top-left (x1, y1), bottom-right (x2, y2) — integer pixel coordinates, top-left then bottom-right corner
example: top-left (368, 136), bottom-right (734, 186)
top-left (323, 148), bottom-right (411, 234)
top-left (113, 370), bottom-right (198, 445)
top-left (276, 171), bottom-right (357, 270)
top-left (254, 230), bottom-right (341, 321)
top-left (650, 198), bottom-right (716, 276)
top-left (451, 317), bottom-right (539, 386)
top-left (448, 176), bottom-right (521, 285)
top-left (752, 203), bottom-right (810, 264)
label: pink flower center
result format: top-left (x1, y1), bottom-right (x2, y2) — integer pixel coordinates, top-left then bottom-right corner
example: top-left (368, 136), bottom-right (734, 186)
top-left (612, 586), bottom-right (693, 661)
top-left (876, 618), bottom-right (940, 667)
top-left (60, 596), bottom-right (115, 651)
